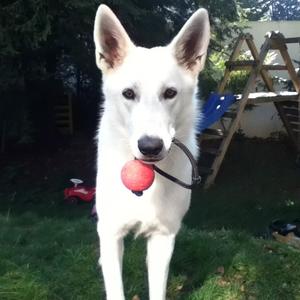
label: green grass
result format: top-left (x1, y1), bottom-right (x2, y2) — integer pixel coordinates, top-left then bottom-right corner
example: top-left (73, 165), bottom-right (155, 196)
top-left (1, 139), bottom-right (300, 299)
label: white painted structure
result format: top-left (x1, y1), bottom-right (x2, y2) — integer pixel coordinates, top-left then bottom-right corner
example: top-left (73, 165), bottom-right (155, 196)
top-left (237, 21), bottom-right (300, 138)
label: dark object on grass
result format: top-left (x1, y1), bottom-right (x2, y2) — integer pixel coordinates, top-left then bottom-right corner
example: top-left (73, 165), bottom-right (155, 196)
top-left (269, 219), bottom-right (300, 237)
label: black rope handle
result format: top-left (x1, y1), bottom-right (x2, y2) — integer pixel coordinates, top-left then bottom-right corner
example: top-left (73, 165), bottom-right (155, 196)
top-left (153, 138), bottom-right (201, 189)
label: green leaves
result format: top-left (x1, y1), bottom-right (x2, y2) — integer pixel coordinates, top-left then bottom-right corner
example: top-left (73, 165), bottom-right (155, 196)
top-left (0, 0), bottom-right (245, 148)
top-left (239, 0), bottom-right (300, 21)
top-left (0, 0), bottom-right (51, 55)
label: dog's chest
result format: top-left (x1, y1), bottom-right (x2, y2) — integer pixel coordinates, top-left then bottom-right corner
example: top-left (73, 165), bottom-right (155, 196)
top-left (96, 134), bottom-right (195, 236)
top-left (115, 194), bottom-right (174, 237)
top-left (97, 172), bottom-right (189, 237)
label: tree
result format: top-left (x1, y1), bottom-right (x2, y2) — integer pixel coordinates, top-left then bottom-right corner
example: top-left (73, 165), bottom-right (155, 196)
top-left (0, 0), bottom-right (100, 147)
top-left (240, 0), bottom-right (300, 21)
top-left (0, 0), bottom-right (244, 149)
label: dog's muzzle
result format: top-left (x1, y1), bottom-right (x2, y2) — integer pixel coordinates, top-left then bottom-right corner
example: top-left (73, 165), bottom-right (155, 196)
top-left (138, 136), bottom-right (164, 161)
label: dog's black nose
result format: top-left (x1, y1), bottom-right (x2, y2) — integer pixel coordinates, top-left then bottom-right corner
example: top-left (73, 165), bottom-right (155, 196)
top-left (138, 136), bottom-right (163, 156)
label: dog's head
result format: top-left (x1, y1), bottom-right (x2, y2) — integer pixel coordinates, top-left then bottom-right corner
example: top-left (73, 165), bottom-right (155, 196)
top-left (94, 5), bottom-right (210, 162)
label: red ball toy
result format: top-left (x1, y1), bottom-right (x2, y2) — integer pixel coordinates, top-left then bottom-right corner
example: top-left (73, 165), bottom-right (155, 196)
top-left (121, 160), bottom-right (155, 195)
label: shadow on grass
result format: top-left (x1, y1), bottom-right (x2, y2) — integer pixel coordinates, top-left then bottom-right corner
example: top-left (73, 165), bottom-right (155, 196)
top-left (170, 228), bottom-right (300, 300)
top-left (1, 212), bottom-right (299, 300)
top-left (186, 139), bottom-right (300, 235)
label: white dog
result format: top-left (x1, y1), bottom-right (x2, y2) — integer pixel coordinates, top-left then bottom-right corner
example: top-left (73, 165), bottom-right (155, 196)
top-left (94, 5), bottom-right (210, 300)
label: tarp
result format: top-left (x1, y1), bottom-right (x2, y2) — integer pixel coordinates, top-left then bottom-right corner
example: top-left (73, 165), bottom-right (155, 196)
top-left (198, 93), bottom-right (236, 132)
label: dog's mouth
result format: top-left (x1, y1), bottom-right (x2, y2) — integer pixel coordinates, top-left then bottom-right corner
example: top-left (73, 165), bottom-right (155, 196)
top-left (138, 154), bottom-right (164, 164)
top-left (137, 146), bottom-right (172, 164)
top-left (134, 135), bottom-right (172, 164)
top-left (141, 157), bottom-right (162, 163)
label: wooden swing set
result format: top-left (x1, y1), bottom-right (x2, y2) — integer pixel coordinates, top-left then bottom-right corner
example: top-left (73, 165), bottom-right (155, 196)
top-left (199, 31), bottom-right (300, 188)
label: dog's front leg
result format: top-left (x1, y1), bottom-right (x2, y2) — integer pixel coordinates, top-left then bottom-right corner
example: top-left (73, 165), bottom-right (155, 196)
top-left (100, 235), bottom-right (125, 300)
top-left (147, 233), bottom-right (175, 300)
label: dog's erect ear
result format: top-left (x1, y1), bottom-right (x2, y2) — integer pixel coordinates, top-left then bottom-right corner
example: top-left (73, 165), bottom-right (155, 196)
top-left (93, 5), bottom-right (134, 72)
top-left (170, 9), bottom-right (210, 74)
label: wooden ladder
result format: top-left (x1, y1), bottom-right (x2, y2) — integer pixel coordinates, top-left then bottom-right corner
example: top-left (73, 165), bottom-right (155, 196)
top-left (199, 32), bottom-right (300, 188)
top-left (54, 93), bottom-right (74, 135)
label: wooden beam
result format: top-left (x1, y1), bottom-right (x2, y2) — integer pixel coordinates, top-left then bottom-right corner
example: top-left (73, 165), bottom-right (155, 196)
top-left (55, 120), bottom-right (70, 125)
top-left (286, 114), bottom-right (300, 122)
top-left (218, 35), bottom-right (246, 93)
top-left (201, 148), bottom-right (221, 156)
top-left (261, 64), bottom-right (288, 71)
top-left (241, 92), bottom-right (300, 104)
top-left (268, 31), bottom-right (287, 50)
top-left (55, 113), bottom-right (70, 117)
top-left (199, 166), bottom-right (213, 176)
top-left (54, 105), bottom-right (69, 110)
top-left (225, 60), bottom-right (258, 70)
top-left (290, 121), bottom-right (300, 126)
top-left (202, 128), bottom-right (225, 137)
top-left (279, 48), bottom-right (300, 93)
top-left (223, 111), bottom-right (237, 119)
top-left (246, 35), bottom-right (275, 92)
top-left (68, 94), bottom-right (74, 135)
top-left (285, 37), bottom-right (300, 44)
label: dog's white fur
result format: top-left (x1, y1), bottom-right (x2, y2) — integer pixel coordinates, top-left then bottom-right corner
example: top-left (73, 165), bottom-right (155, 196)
top-left (94, 5), bottom-right (210, 300)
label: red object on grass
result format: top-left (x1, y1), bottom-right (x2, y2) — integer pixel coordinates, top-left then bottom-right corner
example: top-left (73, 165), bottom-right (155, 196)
top-left (121, 160), bottom-right (155, 193)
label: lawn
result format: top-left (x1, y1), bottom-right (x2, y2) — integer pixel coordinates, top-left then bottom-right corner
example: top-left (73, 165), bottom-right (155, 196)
top-left (1, 138), bottom-right (300, 299)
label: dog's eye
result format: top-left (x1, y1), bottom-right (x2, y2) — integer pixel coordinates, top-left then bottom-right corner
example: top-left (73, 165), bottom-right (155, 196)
top-left (163, 88), bottom-right (177, 99)
top-left (122, 88), bottom-right (136, 100)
